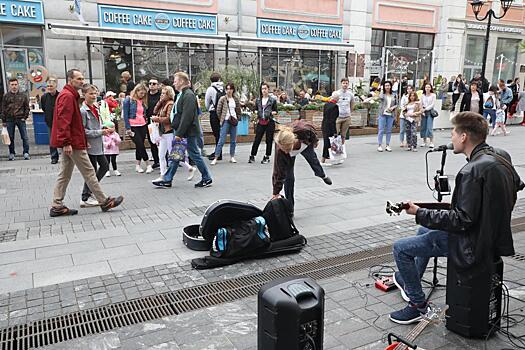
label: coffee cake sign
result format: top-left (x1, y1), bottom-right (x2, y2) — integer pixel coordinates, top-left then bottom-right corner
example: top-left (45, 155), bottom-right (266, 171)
top-left (258, 19), bottom-right (343, 43)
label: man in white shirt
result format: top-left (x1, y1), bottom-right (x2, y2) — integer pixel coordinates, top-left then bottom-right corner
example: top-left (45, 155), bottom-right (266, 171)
top-left (336, 77), bottom-right (355, 144)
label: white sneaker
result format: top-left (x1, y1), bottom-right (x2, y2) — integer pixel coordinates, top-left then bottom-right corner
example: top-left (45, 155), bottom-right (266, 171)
top-left (105, 171), bottom-right (111, 177)
top-left (114, 170), bottom-right (121, 176)
top-left (187, 166), bottom-right (196, 181)
top-left (145, 165), bottom-right (153, 174)
top-left (152, 176), bottom-right (164, 182)
top-left (321, 162), bottom-right (332, 167)
top-left (210, 158), bottom-right (217, 165)
top-left (230, 157), bottom-right (237, 163)
top-left (428, 143), bottom-right (435, 149)
top-left (80, 196), bottom-right (99, 208)
top-left (136, 165), bottom-right (144, 173)
top-left (377, 146), bottom-right (384, 152)
top-left (385, 146), bottom-right (392, 152)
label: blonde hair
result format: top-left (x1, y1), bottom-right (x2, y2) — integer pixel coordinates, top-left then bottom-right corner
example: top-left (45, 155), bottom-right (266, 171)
top-left (162, 85), bottom-right (175, 100)
top-left (275, 126), bottom-right (296, 152)
top-left (174, 71), bottom-right (190, 84)
top-left (130, 83), bottom-right (148, 105)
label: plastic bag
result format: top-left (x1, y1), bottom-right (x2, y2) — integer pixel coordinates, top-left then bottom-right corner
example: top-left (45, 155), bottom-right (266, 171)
top-left (329, 135), bottom-right (346, 164)
top-left (1, 127), bottom-right (10, 146)
top-left (169, 138), bottom-right (187, 162)
top-left (148, 122), bottom-right (161, 145)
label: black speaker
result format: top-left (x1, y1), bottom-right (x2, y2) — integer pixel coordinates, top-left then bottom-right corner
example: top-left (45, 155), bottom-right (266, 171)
top-left (258, 276), bottom-right (324, 350)
top-left (446, 257), bottom-right (503, 338)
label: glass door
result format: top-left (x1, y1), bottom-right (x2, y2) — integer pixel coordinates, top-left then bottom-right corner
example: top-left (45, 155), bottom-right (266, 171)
top-left (3, 48), bottom-right (29, 92)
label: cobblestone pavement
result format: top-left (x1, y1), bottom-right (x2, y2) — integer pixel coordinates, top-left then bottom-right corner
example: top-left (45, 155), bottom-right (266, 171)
top-left (1, 127), bottom-right (525, 349)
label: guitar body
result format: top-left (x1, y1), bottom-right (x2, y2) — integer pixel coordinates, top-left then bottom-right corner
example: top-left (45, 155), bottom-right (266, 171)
top-left (385, 343), bottom-right (400, 350)
top-left (386, 201), bottom-right (451, 216)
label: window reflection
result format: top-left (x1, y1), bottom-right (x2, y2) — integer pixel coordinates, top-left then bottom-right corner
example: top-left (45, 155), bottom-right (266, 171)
top-left (133, 41), bottom-right (168, 82)
top-left (494, 38), bottom-right (519, 83)
top-left (103, 39), bottom-right (132, 94)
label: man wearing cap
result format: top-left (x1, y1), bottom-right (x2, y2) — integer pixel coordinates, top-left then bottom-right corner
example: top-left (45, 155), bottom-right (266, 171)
top-left (41, 76), bottom-right (60, 164)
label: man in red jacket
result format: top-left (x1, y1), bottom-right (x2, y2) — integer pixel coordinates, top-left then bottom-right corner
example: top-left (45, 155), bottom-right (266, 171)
top-left (49, 69), bottom-right (124, 217)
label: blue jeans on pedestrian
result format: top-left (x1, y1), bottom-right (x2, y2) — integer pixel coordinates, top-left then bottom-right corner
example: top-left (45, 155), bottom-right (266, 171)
top-left (483, 109), bottom-right (496, 128)
top-left (393, 226), bottom-right (448, 305)
top-left (7, 119), bottom-right (29, 155)
top-left (48, 126), bottom-right (59, 161)
top-left (164, 136), bottom-right (212, 183)
top-left (399, 118), bottom-right (406, 143)
top-left (214, 122), bottom-right (237, 157)
top-left (377, 114), bottom-right (394, 145)
top-left (420, 111), bottom-right (434, 139)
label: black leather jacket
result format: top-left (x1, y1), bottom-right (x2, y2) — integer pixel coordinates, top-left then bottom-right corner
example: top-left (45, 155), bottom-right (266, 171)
top-left (416, 143), bottom-right (524, 275)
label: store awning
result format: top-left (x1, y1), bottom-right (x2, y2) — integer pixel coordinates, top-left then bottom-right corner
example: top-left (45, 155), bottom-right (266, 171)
top-left (47, 23), bottom-right (354, 52)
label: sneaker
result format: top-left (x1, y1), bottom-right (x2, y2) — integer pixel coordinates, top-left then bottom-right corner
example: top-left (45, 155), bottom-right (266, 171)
top-left (385, 146), bottom-right (392, 152)
top-left (80, 196), bottom-right (99, 208)
top-left (406, 147), bottom-right (412, 151)
top-left (152, 176), bottom-right (164, 182)
top-left (50, 206), bottom-right (78, 217)
top-left (504, 131), bottom-right (510, 136)
top-left (412, 148), bottom-right (418, 152)
top-left (248, 155), bottom-right (255, 163)
top-left (377, 146), bottom-right (384, 152)
top-left (136, 165), bottom-right (144, 173)
top-left (145, 165), bottom-right (153, 174)
top-left (207, 154), bottom-right (216, 160)
top-left (389, 302), bottom-right (428, 325)
top-left (23, 153), bottom-right (30, 160)
top-left (230, 157), bottom-right (237, 163)
top-left (322, 176), bottom-right (333, 185)
top-left (261, 156), bottom-right (270, 164)
top-left (195, 179), bottom-right (212, 188)
top-left (210, 158), bottom-right (217, 165)
top-left (100, 196), bottom-right (124, 212)
top-left (151, 163), bottom-right (160, 169)
top-left (114, 170), bottom-right (121, 176)
top-left (321, 162), bottom-right (332, 167)
top-left (152, 180), bottom-right (172, 188)
top-left (187, 166), bottom-right (196, 181)
top-left (8, 154), bottom-right (15, 161)
top-left (105, 171), bottom-right (111, 177)
top-left (428, 143), bottom-right (435, 149)
top-left (51, 158), bottom-right (59, 164)
top-left (217, 155), bottom-right (223, 161)
top-left (392, 272), bottom-right (410, 302)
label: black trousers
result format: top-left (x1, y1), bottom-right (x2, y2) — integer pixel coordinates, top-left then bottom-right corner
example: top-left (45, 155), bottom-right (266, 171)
top-left (209, 110), bottom-right (221, 156)
top-left (146, 123), bottom-right (159, 164)
top-left (251, 120), bottom-right (276, 157)
top-left (322, 135), bottom-right (331, 159)
top-left (451, 93), bottom-right (460, 111)
top-left (82, 154), bottom-right (109, 201)
top-left (284, 144), bottom-right (325, 208)
top-left (131, 125), bottom-right (149, 161)
top-left (105, 154), bottom-right (118, 170)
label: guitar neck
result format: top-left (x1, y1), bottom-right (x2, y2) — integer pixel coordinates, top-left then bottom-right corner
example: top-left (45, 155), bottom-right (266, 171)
top-left (413, 202), bottom-right (451, 211)
top-left (394, 319), bottom-right (430, 350)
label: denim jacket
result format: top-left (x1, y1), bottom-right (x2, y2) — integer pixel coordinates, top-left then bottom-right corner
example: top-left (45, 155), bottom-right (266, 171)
top-left (122, 96), bottom-right (146, 129)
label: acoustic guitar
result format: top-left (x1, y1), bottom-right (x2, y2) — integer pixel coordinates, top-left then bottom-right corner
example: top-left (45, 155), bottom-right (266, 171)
top-left (385, 201), bottom-right (451, 216)
top-left (385, 305), bottom-right (448, 350)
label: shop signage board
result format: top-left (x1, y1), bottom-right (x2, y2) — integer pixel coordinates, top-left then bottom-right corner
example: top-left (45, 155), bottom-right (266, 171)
top-left (466, 23), bottom-right (524, 34)
top-left (0, 0), bottom-right (44, 25)
top-left (257, 18), bottom-right (343, 43)
top-left (98, 5), bottom-right (217, 35)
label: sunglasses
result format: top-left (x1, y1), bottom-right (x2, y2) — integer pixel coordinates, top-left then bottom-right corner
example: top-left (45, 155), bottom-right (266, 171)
top-left (149, 82), bottom-right (158, 85)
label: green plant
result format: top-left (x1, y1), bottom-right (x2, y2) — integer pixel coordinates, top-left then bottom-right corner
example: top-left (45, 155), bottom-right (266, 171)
top-left (302, 103), bottom-right (324, 111)
top-left (194, 67), bottom-right (260, 100)
top-left (353, 103), bottom-right (365, 111)
top-left (352, 79), bottom-right (368, 98)
top-left (277, 103), bottom-right (300, 111)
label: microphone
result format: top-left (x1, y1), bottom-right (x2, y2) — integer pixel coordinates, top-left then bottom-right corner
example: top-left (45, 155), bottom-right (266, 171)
top-left (429, 143), bottom-right (454, 152)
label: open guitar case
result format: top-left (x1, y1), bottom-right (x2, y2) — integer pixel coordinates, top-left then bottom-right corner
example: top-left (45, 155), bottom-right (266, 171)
top-left (183, 200), bottom-right (307, 270)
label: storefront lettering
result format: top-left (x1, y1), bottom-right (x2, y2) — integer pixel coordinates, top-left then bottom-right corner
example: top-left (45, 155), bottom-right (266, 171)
top-left (98, 5), bottom-right (217, 35)
top-left (257, 19), bottom-right (343, 43)
top-left (0, 2), bottom-right (40, 20)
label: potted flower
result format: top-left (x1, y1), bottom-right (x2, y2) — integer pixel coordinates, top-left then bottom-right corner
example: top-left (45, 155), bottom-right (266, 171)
top-left (277, 103), bottom-right (301, 125)
top-left (351, 102), bottom-right (367, 128)
top-left (301, 102), bottom-right (324, 127)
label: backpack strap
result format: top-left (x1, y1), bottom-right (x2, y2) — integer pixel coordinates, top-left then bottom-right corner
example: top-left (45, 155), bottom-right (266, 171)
top-left (278, 199), bottom-right (299, 235)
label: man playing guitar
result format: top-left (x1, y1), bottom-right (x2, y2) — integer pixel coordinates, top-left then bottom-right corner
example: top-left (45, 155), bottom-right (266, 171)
top-left (389, 112), bottom-right (524, 325)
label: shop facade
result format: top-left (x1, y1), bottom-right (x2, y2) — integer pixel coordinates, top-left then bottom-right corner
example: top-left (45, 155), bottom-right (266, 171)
top-left (0, 0), bottom-right (45, 100)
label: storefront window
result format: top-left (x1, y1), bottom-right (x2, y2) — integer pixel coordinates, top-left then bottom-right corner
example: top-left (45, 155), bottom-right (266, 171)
top-left (463, 35), bottom-right (484, 81)
top-left (1, 25), bottom-right (43, 47)
top-left (133, 41), bottom-right (168, 83)
top-left (103, 39), bottom-right (133, 94)
top-left (386, 31), bottom-right (419, 48)
top-left (494, 38), bottom-right (520, 83)
top-left (167, 42), bottom-right (189, 77)
top-left (260, 48), bottom-right (278, 90)
top-left (189, 43), bottom-right (214, 81)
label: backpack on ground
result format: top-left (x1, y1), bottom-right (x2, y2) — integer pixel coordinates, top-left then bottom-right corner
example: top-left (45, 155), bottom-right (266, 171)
top-left (262, 198), bottom-right (299, 242)
top-left (211, 216), bottom-right (270, 259)
top-left (212, 86), bottom-right (226, 111)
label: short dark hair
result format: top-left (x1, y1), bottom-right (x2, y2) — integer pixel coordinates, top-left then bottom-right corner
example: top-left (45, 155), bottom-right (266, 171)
top-left (383, 80), bottom-right (393, 92)
top-left (489, 85), bottom-right (498, 93)
top-left (340, 77), bottom-right (349, 83)
top-left (225, 82), bottom-right (235, 92)
top-left (8, 78), bottom-right (18, 84)
top-left (498, 79), bottom-right (505, 85)
top-left (452, 112), bottom-right (488, 144)
top-left (210, 72), bottom-right (221, 83)
top-left (161, 78), bottom-right (173, 86)
top-left (67, 69), bottom-right (81, 80)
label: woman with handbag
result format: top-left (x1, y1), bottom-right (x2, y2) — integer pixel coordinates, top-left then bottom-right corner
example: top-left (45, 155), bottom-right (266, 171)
top-left (420, 83), bottom-right (437, 149)
top-left (373, 81), bottom-right (397, 152)
top-left (249, 83), bottom-right (278, 164)
top-left (211, 82), bottom-right (241, 165)
top-left (151, 86), bottom-right (196, 182)
top-left (459, 82), bottom-right (483, 114)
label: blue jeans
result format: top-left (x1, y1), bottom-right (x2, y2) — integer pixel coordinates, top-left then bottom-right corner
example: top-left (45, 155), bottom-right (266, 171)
top-left (164, 136), bottom-right (212, 183)
top-left (377, 114), bottom-right (394, 145)
top-left (393, 227), bottom-right (449, 304)
top-left (48, 126), bottom-right (59, 161)
top-left (420, 111), bottom-right (434, 139)
top-left (215, 122), bottom-right (237, 157)
top-left (7, 119), bottom-right (29, 155)
top-left (483, 109), bottom-right (496, 128)
top-left (399, 118), bottom-right (406, 143)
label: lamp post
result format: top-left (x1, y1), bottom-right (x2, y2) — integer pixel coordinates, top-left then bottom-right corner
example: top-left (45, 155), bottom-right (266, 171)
top-left (470, 0), bottom-right (514, 80)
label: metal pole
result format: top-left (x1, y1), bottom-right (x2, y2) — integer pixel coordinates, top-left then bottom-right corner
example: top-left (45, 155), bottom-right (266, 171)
top-left (225, 34), bottom-right (230, 69)
top-left (385, 50), bottom-right (389, 82)
top-left (498, 54), bottom-right (503, 81)
top-left (63, 55), bottom-right (67, 79)
top-left (481, 12), bottom-right (492, 80)
top-left (329, 51), bottom-right (334, 95)
top-left (86, 36), bottom-right (93, 84)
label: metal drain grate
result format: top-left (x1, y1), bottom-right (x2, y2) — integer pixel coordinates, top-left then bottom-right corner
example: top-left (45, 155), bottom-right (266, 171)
top-left (509, 253), bottom-right (525, 262)
top-left (0, 245), bottom-right (393, 349)
top-left (0, 168), bottom-right (15, 174)
top-left (331, 186), bottom-right (365, 196)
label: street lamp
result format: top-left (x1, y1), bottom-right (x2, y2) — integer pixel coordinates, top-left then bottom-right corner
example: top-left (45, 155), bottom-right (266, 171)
top-left (470, 0), bottom-right (514, 81)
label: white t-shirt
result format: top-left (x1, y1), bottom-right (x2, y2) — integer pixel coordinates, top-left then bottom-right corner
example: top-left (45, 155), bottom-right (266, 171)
top-left (337, 89), bottom-right (354, 118)
top-left (289, 143), bottom-right (308, 158)
top-left (225, 97), bottom-right (236, 120)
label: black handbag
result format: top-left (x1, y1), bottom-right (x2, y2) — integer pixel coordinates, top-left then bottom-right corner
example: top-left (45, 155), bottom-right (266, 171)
top-left (227, 98), bottom-right (238, 126)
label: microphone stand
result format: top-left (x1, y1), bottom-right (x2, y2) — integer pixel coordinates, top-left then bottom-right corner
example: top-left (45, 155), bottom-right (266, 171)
top-left (423, 148), bottom-right (450, 301)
